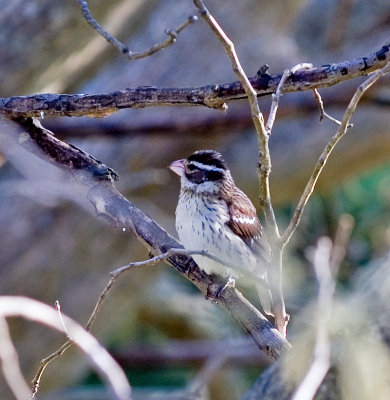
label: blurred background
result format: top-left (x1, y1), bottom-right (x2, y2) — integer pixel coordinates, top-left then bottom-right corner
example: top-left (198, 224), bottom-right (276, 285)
top-left (1, 0), bottom-right (390, 399)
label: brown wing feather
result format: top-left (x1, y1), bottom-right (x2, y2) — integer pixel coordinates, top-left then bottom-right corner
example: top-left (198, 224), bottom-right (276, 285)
top-left (225, 187), bottom-right (271, 262)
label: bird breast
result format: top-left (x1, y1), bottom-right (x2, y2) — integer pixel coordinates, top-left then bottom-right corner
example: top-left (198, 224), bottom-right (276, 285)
top-left (175, 192), bottom-right (260, 277)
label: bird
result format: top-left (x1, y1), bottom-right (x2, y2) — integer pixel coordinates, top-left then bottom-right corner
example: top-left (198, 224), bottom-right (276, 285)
top-left (169, 149), bottom-right (273, 316)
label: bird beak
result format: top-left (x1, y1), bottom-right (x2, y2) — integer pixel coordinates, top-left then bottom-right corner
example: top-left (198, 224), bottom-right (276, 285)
top-left (168, 159), bottom-right (185, 176)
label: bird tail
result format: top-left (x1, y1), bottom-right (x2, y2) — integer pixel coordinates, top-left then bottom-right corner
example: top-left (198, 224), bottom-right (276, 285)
top-left (256, 284), bottom-right (274, 317)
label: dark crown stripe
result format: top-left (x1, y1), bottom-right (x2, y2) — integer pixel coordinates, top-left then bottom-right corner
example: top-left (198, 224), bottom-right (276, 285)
top-left (187, 150), bottom-right (226, 170)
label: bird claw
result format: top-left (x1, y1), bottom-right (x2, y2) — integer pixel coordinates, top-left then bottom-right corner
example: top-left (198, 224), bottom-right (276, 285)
top-left (206, 275), bottom-right (235, 302)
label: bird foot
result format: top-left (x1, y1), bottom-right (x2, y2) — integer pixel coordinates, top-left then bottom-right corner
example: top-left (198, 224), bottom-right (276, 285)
top-left (206, 275), bottom-right (235, 302)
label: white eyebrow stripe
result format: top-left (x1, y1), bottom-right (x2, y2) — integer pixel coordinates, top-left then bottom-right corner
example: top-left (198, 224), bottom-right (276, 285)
top-left (232, 215), bottom-right (256, 224)
top-left (188, 160), bottom-right (225, 173)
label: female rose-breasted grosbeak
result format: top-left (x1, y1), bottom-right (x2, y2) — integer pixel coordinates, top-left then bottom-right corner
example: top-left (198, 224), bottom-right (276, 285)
top-left (169, 150), bottom-right (273, 315)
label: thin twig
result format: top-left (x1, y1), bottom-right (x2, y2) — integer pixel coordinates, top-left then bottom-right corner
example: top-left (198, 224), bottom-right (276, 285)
top-left (266, 63), bottom-right (313, 135)
top-left (76, 0), bottom-right (197, 60)
top-left (55, 300), bottom-right (72, 341)
top-left (265, 68), bottom-right (290, 135)
top-left (32, 275), bottom-right (117, 394)
top-left (31, 341), bottom-right (73, 397)
top-left (111, 248), bottom-right (267, 288)
top-left (312, 88), bottom-right (352, 126)
top-left (282, 61), bottom-right (390, 246)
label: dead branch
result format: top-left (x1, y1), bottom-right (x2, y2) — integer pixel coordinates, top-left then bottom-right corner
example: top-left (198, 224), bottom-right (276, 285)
top-left (0, 40), bottom-right (389, 119)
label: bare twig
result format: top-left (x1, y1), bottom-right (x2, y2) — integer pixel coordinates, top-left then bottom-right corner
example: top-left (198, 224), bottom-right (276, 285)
top-left (32, 276), bottom-right (118, 393)
top-left (111, 248), bottom-right (268, 289)
top-left (282, 61), bottom-right (390, 246)
top-left (266, 63), bottom-right (313, 134)
top-left (312, 88), bottom-right (352, 126)
top-left (0, 316), bottom-right (31, 400)
top-left (31, 341), bottom-right (73, 397)
top-left (0, 296), bottom-right (132, 400)
top-left (111, 248), bottom-right (227, 276)
top-left (265, 68), bottom-right (290, 135)
top-left (76, 0), bottom-right (197, 60)
top-left (55, 300), bottom-right (72, 341)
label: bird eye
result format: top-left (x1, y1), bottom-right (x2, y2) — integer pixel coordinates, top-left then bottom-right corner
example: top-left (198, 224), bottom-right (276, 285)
top-left (187, 164), bottom-right (196, 171)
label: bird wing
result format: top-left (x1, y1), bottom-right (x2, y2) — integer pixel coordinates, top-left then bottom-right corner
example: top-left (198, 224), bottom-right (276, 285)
top-left (225, 188), bottom-right (271, 263)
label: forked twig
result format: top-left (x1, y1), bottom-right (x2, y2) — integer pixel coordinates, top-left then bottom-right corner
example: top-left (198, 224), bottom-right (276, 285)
top-left (312, 88), bottom-right (352, 127)
top-left (282, 61), bottom-right (390, 246)
top-left (76, 0), bottom-right (197, 60)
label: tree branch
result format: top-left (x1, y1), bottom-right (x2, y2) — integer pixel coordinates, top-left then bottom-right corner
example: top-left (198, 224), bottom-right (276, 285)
top-left (0, 40), bottom-right (389, 118)
top-left (1, 117), bottom-right (290, 363)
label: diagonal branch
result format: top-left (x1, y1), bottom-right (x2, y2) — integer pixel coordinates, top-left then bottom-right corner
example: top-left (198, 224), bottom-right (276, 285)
top-left (1, 117), bottom-right (290, 362)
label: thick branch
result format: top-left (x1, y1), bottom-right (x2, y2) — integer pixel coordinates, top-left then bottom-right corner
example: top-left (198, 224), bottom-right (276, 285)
top-left (2, 117), bottom-right (289, 361)
top-left (0, 40), bottom-right (389, 118)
